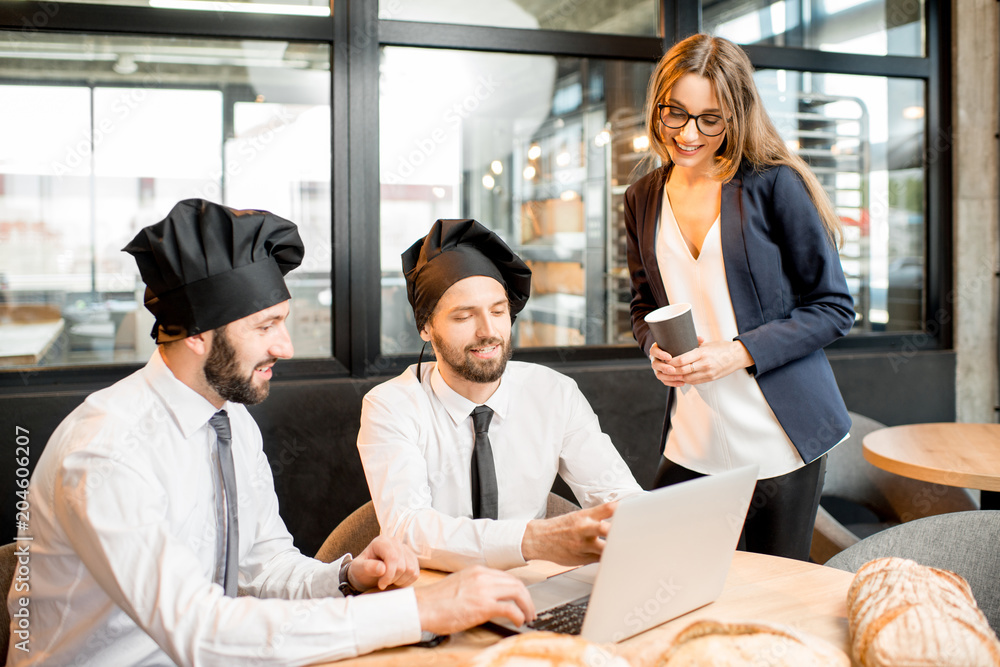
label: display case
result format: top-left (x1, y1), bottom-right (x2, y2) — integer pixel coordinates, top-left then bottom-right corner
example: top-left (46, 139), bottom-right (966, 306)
top-left (511, 70), bottom-right (609, 348)
top-left (774, 92), bottom-right (871, 330)
top-left (506, 60), bottom-right (654, 349)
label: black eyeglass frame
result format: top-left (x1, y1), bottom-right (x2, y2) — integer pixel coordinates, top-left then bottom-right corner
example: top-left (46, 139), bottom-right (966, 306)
top-left (656, 103), bottom-right (729, 137)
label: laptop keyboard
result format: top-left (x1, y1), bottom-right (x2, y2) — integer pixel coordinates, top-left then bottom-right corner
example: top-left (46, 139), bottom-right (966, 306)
top-left (526, 596), bottom-right (590, 635)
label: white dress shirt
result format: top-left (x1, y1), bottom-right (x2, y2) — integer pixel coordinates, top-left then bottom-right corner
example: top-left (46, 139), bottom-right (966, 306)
top-left (655, 191), bottom-right (804, 478)
top-left (7, 351), bottom-right (421, 667)
top-left (357, 361), bottom-right (644, 572)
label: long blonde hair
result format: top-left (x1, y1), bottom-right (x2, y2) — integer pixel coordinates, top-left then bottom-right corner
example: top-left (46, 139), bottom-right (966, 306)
top-left (643, 34), bottom-right (843, 247)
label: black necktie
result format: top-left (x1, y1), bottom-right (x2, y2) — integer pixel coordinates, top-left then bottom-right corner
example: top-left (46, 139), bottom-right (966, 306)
top-left (470, 405), bottom-right (499, 520)
top-left (209, 410), bottom-right (239, 597)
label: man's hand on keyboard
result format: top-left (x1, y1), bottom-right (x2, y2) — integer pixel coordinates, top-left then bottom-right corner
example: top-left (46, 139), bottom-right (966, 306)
top-left (528, 597), bottom-right (589, 634)
top-left (520, 501), bottom-right (617, 565)
top-left (415, 566), bottom-right (536, 635)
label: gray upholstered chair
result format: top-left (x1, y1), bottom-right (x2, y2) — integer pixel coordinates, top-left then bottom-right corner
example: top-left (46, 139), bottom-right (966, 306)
top-left (825, 510), bottom-right (1000, 634)
top-left (2, 541), bottom-right (17, 665)
top-left (315, 493), bottom-right (582, 564)
top-left (545, 492), bottom-right (581, 519)
top-left (810, 412), bottom-right (978, 564)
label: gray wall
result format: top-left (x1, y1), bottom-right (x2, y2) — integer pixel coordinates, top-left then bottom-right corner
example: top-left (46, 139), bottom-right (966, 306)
top-left (0, 349), bottom-right (955, 557)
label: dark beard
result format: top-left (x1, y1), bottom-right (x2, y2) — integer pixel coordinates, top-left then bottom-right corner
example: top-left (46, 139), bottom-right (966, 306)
top-left (433, 334), bottom-right (512, 384)
top-left (204, 327), bottom-right (271, 405)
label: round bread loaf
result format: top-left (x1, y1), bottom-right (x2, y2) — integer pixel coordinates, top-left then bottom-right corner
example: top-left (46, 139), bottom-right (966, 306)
top-left (657, 619), bottom-right (850, 666)
top-left (471, 632), bottom-right (630, 667)
top-left (846, 556), bottom-right (1000, 667)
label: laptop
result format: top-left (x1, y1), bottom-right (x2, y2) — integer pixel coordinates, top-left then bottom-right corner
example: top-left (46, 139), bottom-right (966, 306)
top-left (489, 464), bottom-right (759, 643)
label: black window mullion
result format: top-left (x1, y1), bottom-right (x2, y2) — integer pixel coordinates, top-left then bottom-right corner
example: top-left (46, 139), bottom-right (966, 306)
top-left (673, 0), bottom-right (700, 41)
top-left (923, 0), bottom-right (952, 349)
top-left (378, 19), bottom-right (663, 60)
top-left (331, 0), bottom-right (351, 371)
top-left (741, 44), bottom-right (931, 79)
top-left (347, 0), bottom-right (381, 377)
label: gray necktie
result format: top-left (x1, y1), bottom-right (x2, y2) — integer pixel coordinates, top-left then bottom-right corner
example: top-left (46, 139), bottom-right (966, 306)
top-left (470, 405), bottom-right (498, 520)
top-left (209, 410), bottom-right (239, 597)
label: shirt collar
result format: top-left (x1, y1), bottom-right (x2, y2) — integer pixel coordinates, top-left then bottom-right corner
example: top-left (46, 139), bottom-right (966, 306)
top-left (429, 362), bottom-right (510, 426)
top-left (145, 348), bottom-right (231, 439)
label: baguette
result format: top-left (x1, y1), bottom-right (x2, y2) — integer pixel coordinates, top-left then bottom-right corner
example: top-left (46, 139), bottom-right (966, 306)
top-left (471, 632), bottom-right (631, 667)
top-left (656, 619), bottom-right (850, 666)
top-left (847, 556), bottom-right (1000, 666)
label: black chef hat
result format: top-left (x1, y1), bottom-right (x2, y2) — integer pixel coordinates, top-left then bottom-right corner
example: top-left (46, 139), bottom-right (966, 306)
top-left (402, 219), bottom-right (531, 332)
top-left (123, 199), bottom-right (304, 343)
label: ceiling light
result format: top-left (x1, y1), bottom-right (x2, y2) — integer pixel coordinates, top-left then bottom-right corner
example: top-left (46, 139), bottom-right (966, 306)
top-left (112, 54), bottom-right (138, 75)
top-left (148, 0), bottom-right (330, 16)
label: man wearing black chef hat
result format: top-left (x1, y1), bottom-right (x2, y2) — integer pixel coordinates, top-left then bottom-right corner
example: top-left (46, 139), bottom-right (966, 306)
top-left (10, 201), bottom-right (533, 667)
top-left (357, 219), bottom-right (644, 573)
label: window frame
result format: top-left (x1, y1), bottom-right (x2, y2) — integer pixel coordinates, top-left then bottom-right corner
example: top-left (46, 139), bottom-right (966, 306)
top-left (0, 0), bottom-right (951, 390)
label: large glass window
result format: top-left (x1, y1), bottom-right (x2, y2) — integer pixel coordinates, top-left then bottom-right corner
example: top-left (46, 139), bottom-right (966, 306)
top-left (754, 70), bottom-right (926, 333)
top-left (704, 0), bottom-right (925, 56)
top-left (378, 46), bottom-right (654, 354)
top-left (380, 0), bottom-right (660, 36)
top-left (0, 33), bottom-right (331, 368)
top-left (0, 0), bottom-right (949, 379)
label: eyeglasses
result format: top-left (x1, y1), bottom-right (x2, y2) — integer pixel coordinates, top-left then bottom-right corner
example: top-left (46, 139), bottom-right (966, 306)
top-left (657, 104), bottom-right (728, 137)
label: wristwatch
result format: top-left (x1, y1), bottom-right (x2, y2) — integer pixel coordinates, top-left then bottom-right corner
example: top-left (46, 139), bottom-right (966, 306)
top-left (338, 556), bottom-right (364, 597)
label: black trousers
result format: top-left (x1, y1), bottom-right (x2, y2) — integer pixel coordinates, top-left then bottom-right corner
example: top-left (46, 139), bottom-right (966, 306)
top-left (653, 454), bottom-right (827, 561)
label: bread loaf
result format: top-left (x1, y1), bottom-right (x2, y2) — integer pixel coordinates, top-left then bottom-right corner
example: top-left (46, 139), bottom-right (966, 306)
top-left (471, 632), bottom-right (631, 667)
top-left (846, 556), bottom-right (1000, 666)
top-left (656, 619), bottom-right (850, 666)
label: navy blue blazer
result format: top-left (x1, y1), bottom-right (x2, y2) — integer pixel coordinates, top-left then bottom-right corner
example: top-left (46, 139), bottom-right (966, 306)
top-left (624, 161), bottom-right (855, 464)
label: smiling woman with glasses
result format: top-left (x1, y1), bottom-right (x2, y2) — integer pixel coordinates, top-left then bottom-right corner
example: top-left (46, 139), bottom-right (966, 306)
top-left (624, 34), bottom-right (855, 562)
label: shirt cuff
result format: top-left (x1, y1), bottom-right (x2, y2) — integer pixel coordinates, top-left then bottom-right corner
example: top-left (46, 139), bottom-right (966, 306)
top-left (347, 587), bottom-right (423, 655)
top-left (307, 555), bottom-right (350, 599)
top-left (483, 519), bottom-right (530, 570)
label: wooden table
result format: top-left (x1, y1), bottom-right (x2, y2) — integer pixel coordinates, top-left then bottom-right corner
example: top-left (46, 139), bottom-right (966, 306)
top-left (315, 552), bottom-right (854, 666)
top-left (862, 423), bottom-right (1000, 493)
top-left (0, 318), bottom-right (64, 367)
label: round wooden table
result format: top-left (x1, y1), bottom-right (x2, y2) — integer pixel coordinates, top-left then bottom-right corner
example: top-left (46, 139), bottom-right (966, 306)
top-left (862, 423), bottom-right (1000, 493)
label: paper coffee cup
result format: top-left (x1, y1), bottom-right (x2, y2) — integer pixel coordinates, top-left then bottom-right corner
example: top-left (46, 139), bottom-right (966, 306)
top-left (644, 303), bottom-right (698, 357)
